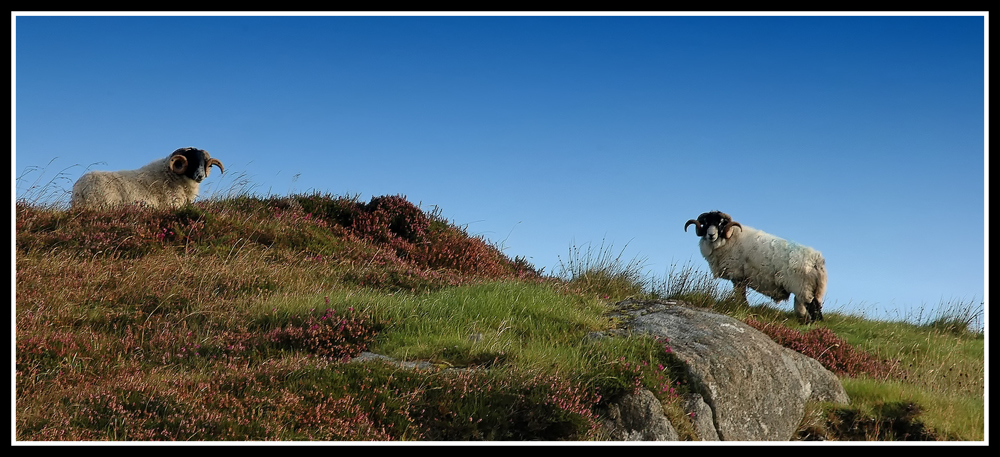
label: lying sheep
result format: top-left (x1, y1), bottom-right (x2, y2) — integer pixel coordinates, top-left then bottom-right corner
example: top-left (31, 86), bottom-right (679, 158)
top-left (684, 211), bottom-right (827, 323)
top-left (71, 147), bottom-right (224, 210)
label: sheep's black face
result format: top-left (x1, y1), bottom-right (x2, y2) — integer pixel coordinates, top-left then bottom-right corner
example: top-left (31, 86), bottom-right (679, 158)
top-left (701, 212), bottom-right (726, 242)
top-left (171, 147), bottom-right (210, 183)
top-left (686, 211), bottom-right (741, 242)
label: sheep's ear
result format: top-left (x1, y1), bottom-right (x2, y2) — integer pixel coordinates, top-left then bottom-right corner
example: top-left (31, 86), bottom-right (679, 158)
top-left (169, 155), bottom-right (189, 174)
top-left (723, 221), bottom-right (742, 239)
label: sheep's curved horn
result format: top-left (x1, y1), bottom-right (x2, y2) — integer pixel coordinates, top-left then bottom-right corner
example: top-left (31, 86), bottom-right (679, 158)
top-left (199, 150), bottom-right (224, 175)
top-left (722, 221), bottom-right (742, 239)
top-left (207, 157), bottom-right (224, 175)
top-left (684, 219), bottom-right (699, 232)
top-left (169, 154), bottom-right (188, 174)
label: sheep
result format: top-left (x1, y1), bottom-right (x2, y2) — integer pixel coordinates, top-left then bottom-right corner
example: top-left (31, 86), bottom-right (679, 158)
top-left (71, 147), bottom-right (224, 210)
top-left (684, 211), bottom-right (827, 323)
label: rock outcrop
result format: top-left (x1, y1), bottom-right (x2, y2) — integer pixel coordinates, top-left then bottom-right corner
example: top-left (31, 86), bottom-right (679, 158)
top-left (608, 299), bottom-right (850, 441)
top-left (599, 388), bottom-right (680, 441)
top-left (350, 299), bottom-right (851, 441)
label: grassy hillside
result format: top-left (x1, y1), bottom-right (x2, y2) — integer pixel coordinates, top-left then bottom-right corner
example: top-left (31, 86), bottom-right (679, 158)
top-left (14, 193), bottom-right (984, 441)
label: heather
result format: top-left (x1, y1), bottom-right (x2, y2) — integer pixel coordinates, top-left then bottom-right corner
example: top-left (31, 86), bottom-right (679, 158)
top-left (15, 192), bottom-right (984, 441)
top-left (15, 193), bottom-right (674, 441)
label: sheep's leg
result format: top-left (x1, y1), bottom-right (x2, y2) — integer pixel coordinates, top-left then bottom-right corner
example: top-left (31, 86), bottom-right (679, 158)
top-left (732, 281), bottom-right (749, 304)
top-left (793, 296), bottom-right (811, 324)
top-left (807, 299), bottom-right (824, 322)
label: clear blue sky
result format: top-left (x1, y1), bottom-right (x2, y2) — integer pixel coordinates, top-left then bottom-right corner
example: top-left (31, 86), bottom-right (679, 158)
top-left (13, 13), bottom-right (987, 326)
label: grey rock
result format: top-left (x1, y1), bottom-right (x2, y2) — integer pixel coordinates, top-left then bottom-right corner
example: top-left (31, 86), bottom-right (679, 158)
top-left (614, 299), bottom-right (849, 441)
top-left (600, 388), bottom-right (679, 441)
top-left (350, 351), bottom-right (436, 370)
top-left (683, 393), bottom-right (719, 441)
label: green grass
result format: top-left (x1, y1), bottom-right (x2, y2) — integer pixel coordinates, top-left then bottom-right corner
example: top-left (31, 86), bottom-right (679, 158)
top-left (817, 313), bottom-right (984, 440)
top-left (15, 178), bottom-right (984, 441)
top-left (555, 238), bottom-right (652, 301)
top-left (256, 281), bottom-right (613, 369)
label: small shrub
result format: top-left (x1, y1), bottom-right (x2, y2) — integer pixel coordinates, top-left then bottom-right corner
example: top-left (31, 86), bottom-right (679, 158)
top-left (294, 192), bottom-right (364, 228)
top-left (745, 317), bottom-right (906, 381)
top-left (405, 368), bottom-right (603, 441)
top-left (556, 239), bottom-right (649, 301)
top-left (262, 307), bottom-right (380, 361)
top-left (653, 261), bottom-right (736, 309)
top-left (413, 225), bottom-right (536, 279)
top-left (920, 299), bottom-right (985, 337)
top-left (361, 195), bottom-right (430, 244)
top-left (820, 401), bottom-right (940, 441)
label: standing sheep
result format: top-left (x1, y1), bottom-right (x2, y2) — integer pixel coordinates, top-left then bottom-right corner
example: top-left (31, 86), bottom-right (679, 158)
top-left (71, 147), bottom-right (224, 210)
top-left (684, 211), bottom-right (827, 323)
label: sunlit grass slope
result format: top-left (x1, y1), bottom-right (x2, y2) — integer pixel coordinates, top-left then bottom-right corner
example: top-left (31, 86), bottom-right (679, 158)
top-left (15, 190), bottom-right (983, 441)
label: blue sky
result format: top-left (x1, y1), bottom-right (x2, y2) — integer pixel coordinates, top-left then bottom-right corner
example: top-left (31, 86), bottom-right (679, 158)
top-left (13, 13), bottom-right (986, 326)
